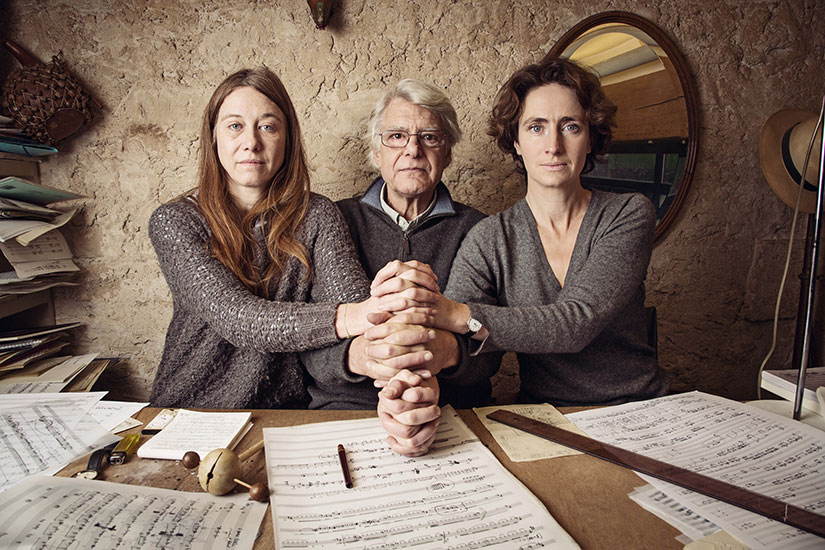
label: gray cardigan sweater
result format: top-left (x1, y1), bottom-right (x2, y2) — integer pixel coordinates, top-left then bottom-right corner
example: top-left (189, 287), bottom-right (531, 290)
top-left (445, 190), bottom-right (669, 406)
top-left (148, 193), bottom-right (369, 409)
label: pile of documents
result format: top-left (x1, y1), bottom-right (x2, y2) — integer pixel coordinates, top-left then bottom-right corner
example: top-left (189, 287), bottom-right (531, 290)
top-left (0, 324), bottom-right (118, 394)
top-left (0, 175), bottom-right (84, 295)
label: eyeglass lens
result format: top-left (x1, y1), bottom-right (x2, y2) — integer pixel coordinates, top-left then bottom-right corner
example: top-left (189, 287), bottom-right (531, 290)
top-left (380, 131), bottom-right (445, 148)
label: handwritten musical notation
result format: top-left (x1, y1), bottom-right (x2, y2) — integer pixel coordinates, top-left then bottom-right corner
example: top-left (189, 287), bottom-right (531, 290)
top-left (567, 391), bottom-right (825, 550)
top-left (264, 406), bottom-right (580, 549)
top-left (0, 397), bottom-right (118, 492)
top-left (0, 475), bottom-right (267, 549)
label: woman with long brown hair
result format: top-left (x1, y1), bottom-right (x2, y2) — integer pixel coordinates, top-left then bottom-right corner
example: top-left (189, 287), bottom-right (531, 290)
top-left (148, 67), bottom-right (407, 409)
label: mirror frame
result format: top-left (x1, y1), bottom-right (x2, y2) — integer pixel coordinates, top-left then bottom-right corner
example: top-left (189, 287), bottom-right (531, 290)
top-left (547, 11), bottom-right (699, 242)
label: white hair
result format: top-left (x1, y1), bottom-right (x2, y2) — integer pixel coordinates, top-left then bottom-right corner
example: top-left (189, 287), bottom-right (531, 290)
top-left (366, 79), bottom-right (461, 166)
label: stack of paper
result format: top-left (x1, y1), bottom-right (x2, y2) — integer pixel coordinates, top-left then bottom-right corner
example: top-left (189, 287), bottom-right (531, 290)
top-left (0, 177), bottom-right (84, 296)
top-left (0, 324), bottom-right (120, 394)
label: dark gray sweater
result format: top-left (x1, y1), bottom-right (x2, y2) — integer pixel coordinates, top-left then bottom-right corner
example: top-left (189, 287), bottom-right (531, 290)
top-left (337, 178), bottom-right (487, 292)
top-left (445, 190), bottom-right (669, 406)
top-left (301, 178), bottom-right (486, 409)
top-left (148, 193), bottom-right (369, 409)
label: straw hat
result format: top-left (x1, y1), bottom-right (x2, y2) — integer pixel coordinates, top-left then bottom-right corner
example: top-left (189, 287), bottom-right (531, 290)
top-left (759, 109), bottom-right (821, 214)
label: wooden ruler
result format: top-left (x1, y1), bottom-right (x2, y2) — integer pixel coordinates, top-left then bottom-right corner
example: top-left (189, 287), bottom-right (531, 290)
top-left (486, 409), bottom-right (825, 539)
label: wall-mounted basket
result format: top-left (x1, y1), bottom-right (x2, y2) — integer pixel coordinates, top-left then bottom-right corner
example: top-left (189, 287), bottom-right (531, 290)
top-left (1, 40), bottom-right (96, 145)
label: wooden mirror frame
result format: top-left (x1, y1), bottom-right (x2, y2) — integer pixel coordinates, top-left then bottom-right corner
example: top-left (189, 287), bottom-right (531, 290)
top-left (547, 11), bottom-right (699, 242)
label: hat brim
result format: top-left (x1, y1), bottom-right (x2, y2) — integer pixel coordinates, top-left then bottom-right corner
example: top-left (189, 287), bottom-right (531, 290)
top-left (760, 109), bottom-right (819, 214)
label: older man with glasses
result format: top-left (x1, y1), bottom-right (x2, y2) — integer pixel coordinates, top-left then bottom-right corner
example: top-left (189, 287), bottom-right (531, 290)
top-left (302, 79), bottom-right (485, 456)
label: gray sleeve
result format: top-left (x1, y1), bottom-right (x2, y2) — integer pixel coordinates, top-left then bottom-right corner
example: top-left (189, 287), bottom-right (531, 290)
top-left (442, 224), bottom-right (506, 385)
top-left (448, 194), bottom-right (654, 355)
top-left (303, 195), bottom-right (371, 304)
top-left (148, 201), bottom-right (341, 353)
top-left (300, 198), bottom-right (372, 388)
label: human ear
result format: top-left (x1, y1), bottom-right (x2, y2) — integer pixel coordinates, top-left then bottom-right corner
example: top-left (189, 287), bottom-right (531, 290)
top-left (513, 140), bottom-right (522, 156)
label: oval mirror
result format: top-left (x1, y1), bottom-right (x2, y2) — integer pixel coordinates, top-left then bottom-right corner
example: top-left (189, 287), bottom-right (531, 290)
top-left (547, 11), bottom-right (699, 242)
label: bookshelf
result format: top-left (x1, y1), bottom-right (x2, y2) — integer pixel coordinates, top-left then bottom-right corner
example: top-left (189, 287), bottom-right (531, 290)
top-left (0, 152), bottom-right (56, 330)
top-left (0, 289), bottom-right (56, 330)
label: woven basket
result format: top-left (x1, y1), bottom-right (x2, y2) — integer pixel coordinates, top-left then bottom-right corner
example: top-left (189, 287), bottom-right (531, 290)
top-left (1, 43), bottom-right (93, 145)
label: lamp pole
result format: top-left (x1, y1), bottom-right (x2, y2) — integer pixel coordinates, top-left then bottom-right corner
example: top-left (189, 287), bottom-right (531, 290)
top-left (794, 115), bottom-right (825, 420)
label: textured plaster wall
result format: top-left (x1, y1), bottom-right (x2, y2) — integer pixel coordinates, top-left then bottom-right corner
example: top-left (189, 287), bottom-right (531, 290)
top-left (1, 0), bottom-right (823, 403)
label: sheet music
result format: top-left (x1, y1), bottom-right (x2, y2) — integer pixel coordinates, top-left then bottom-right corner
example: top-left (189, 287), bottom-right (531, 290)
top-left (136, 409), bottom-right (252, 460)
top-left (0, 380), bottom-right (68, 393)
top-left (264, 406), bottom-right (579, 549)
top-left (473, 403), bottom-right (584, 462)
top-left (0, 398), bottom-right (118, 492)
top-left (0, 391), bottom-right (106, 413)
top-left (0, 475), bottom-right (267, 549)
top-left (628, 484), bottom-right (720, 541)
top-left (567, 391), bottom-right (825, 550)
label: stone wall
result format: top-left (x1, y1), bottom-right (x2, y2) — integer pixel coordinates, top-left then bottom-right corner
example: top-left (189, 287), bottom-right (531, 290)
top-left (2, 0), bottom-right (823, 402)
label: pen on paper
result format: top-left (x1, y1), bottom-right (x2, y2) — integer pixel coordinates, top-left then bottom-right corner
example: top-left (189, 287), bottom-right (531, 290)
top-left (337, 444), bottom-right (353, 488)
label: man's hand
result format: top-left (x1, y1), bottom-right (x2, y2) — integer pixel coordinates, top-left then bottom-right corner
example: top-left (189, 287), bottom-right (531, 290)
top-left (378, 369), bottom-right (441, 457)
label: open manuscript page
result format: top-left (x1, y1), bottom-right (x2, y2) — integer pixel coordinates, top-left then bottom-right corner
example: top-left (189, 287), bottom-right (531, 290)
top-left (264, 406), bottom-right (579, 549)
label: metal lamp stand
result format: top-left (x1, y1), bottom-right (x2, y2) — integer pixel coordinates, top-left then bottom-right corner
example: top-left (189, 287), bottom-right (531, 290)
top-left (793, 116), bottom-right (825, 420)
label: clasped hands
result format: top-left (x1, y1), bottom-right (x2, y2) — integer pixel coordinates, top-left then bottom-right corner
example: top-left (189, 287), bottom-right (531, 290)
top-left (348, 260), bottom-right (464, 457)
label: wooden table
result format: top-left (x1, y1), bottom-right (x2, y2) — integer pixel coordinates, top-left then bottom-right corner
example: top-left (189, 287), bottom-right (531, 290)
top-left (57, 408), bottom-right (683, 549)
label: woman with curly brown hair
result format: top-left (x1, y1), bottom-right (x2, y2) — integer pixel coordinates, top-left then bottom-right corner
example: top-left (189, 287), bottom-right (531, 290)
top-left (148, 67), bottom-right (422, 409)
top-left (374, 56), bottom-right (669, 406)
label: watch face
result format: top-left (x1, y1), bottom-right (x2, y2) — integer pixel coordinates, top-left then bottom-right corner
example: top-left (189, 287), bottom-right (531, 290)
top-left (73, 470), bottom-right (99, 480)
top-left (468, 318), bottom-right (482, 332)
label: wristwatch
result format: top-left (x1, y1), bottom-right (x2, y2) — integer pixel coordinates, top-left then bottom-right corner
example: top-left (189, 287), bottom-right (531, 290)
top-left (464, 316), bottom-right (483, 338)
top-left (73, 442), bottom-right (117, 480)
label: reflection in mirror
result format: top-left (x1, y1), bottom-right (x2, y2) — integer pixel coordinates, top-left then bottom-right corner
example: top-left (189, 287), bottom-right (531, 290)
top-left (548, 12), bottom-right (698, 241)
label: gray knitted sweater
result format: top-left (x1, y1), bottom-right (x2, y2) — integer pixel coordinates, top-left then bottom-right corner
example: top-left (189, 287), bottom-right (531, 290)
top-left (445, 190), bottom-right (669, 406)
top-left (148, 193), bottom-right (369, 409)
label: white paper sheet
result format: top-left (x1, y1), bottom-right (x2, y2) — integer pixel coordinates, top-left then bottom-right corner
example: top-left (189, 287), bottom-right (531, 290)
top-left (0, 230), bottom-right (78, 279)
top-left (0, 391), bottom-right (107, 415)
top-left (88, 400), bottom-right (148, 433)
top-left (0, 400), bottom-right (118, 492)
top-left (567, 391), bottom-right (825, 550)
top-left (0, 380), bottom-right (68, 393)
top-left (473, 403), bottom-right (585, 462)
top-left (264, 406), bottom-right (580, 549)
top-left (0, 475), bottom-right (267, 549)
top-left (628, 484), bottom-right (720, 541)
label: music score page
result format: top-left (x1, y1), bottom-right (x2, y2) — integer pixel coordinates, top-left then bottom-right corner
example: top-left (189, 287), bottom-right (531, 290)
top-left (567, 391), bottom-right (825, 550)
top-left (264, 406), bottom-right (579, 549)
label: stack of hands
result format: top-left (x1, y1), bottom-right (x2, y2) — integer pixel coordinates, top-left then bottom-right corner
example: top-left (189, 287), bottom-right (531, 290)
top-left (346, 260), bottom-right (468, 457)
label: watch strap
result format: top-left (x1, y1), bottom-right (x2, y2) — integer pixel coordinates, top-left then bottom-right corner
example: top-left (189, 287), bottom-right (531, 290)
top-left (81, 441), bottom-right (117, 478)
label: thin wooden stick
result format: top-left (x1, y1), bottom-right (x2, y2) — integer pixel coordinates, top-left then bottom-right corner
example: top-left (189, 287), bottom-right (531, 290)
top-left (237, 440), bottom-right (264, 462)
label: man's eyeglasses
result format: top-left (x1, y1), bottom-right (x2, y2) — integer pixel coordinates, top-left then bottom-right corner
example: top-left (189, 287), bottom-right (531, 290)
top-left (378, 130), bottom-right (446, 149)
